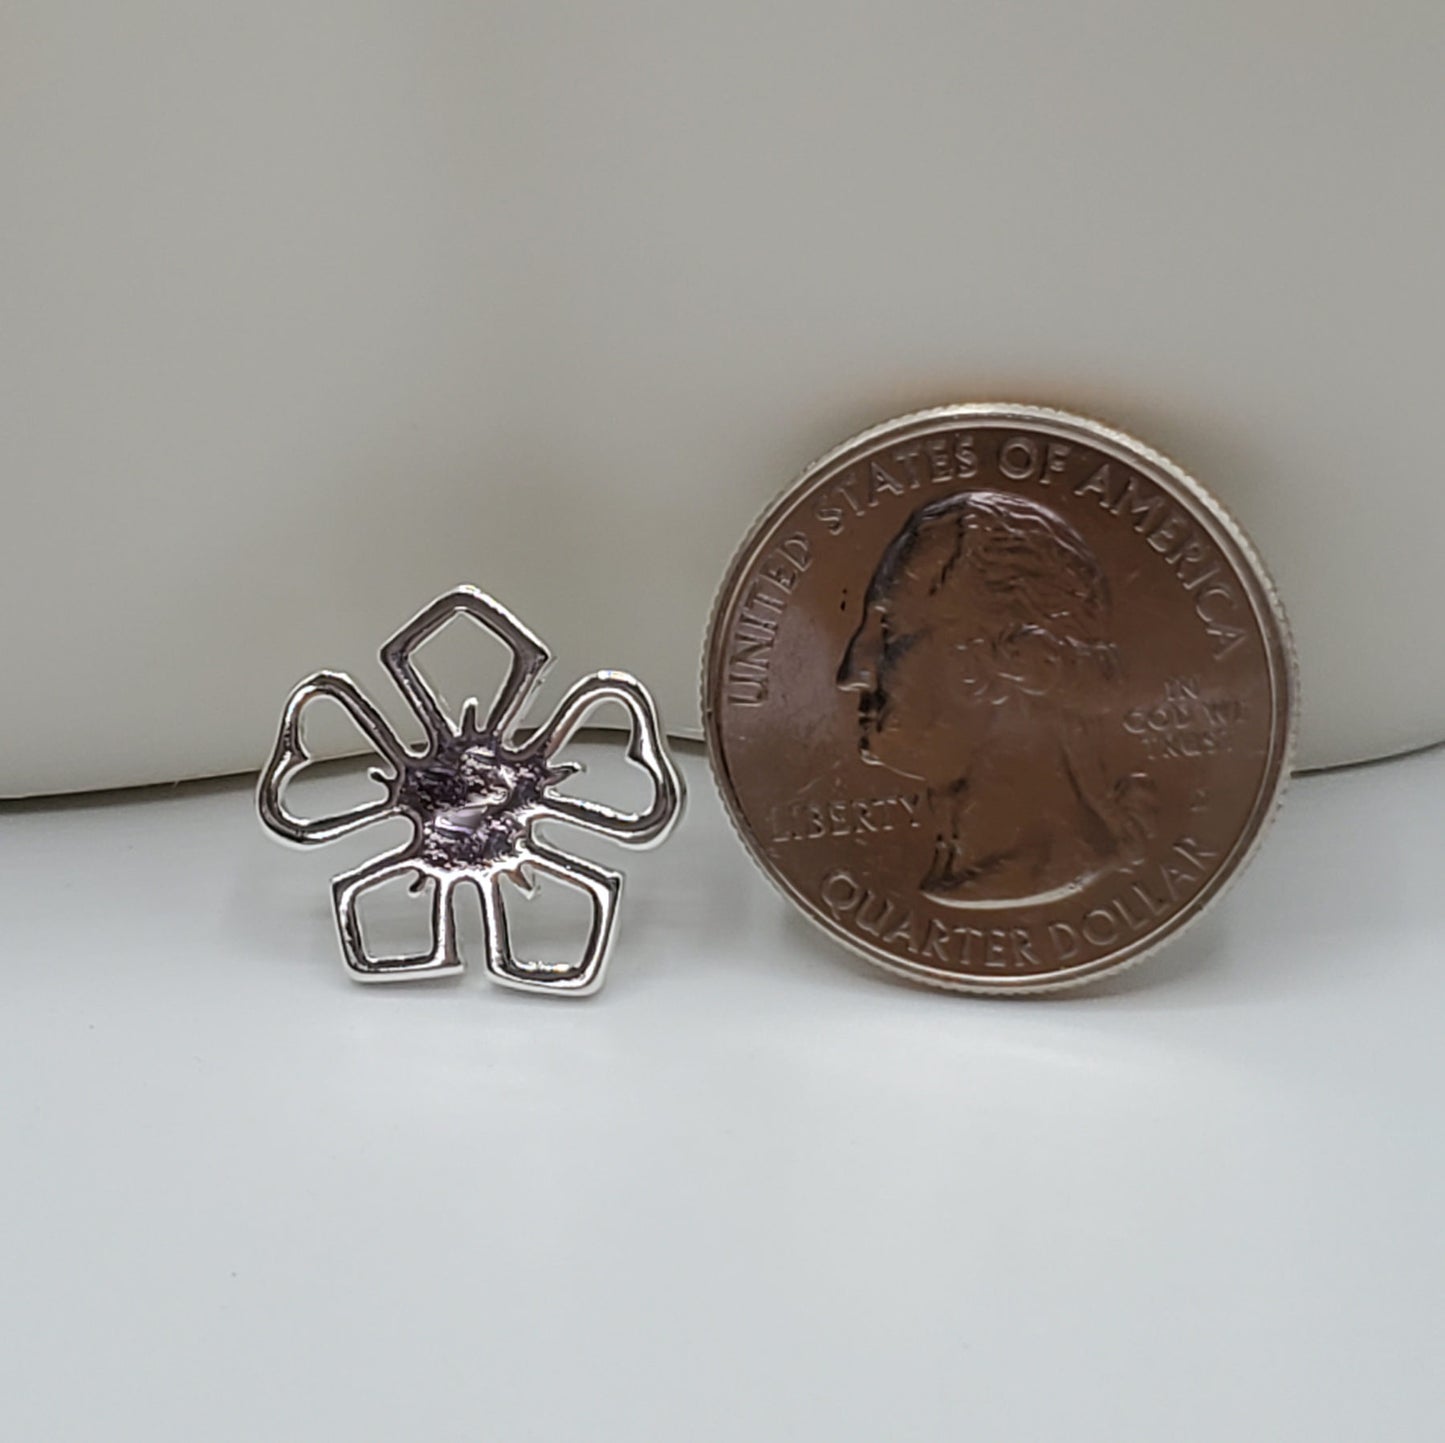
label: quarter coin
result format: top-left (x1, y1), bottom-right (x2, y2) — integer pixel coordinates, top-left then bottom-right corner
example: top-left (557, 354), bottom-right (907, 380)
top-left (703, 405), bottom-right (1296, 992)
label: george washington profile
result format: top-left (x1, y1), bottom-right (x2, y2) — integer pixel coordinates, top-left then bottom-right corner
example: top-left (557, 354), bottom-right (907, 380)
top-left (837, 489), bottom-right (1155, 907)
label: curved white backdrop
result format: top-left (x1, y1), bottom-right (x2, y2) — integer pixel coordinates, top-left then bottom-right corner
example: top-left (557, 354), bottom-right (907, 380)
top-left (3, 1), bottom-right (1442, 795)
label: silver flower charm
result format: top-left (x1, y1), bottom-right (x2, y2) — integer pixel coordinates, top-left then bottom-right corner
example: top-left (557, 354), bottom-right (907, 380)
top-left (258, 587), bottom-right (683, 996)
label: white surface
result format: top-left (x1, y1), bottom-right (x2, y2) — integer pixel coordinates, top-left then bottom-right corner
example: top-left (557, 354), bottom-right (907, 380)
top-left (0, 739), bottom-right (1442, 1441)
top-left (5, 3), bottom-right (1445, 795)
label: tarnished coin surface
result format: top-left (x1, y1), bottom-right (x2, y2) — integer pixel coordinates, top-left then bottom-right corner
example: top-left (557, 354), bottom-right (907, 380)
top-left (703, 405), bottom-right (1296, 993)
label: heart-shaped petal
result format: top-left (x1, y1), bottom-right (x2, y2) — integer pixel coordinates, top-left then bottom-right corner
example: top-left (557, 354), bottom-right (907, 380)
top-left (522, 671), bottom-right (684, 847)
top-left (257, 671), bottom-right (407, 845)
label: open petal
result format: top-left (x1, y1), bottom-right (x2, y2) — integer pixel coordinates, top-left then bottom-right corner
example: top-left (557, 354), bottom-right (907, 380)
top-left (257, 672), bottom-right (407, 845)
top-left (477, 844), bottom-right (621, 996)
top-left (523, 671), bottom-right (683, 847)
top-left (331, 849), bottom-right (464, 981)
top-left (379, 586), bottom-right (551, 747)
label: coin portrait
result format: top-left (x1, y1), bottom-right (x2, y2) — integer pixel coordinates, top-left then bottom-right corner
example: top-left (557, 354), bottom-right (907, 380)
top-left (837, 488), bottom-right (1156, 910)
top-left (704, 406), bottom-right (1295, 993)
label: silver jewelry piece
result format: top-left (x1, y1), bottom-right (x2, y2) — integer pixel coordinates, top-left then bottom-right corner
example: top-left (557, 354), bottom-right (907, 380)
top-left (258, 586), bottom-right (684, 995)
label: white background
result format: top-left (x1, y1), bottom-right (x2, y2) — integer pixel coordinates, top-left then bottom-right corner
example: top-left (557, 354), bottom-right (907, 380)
top-left (1, 740), bottom-right (1441, 1441)
top-left (4, 1), bottom-right (1445, 794)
